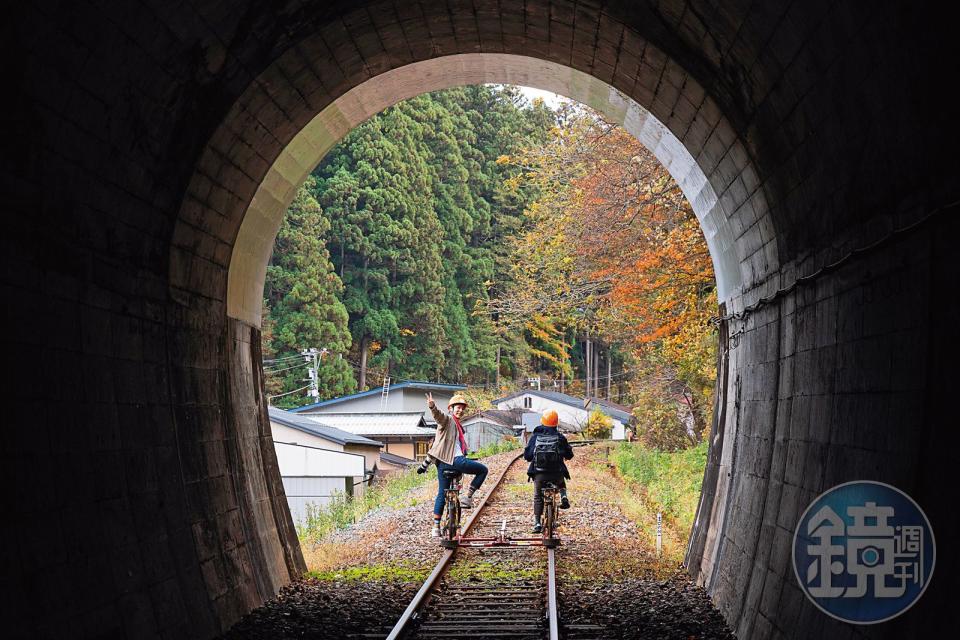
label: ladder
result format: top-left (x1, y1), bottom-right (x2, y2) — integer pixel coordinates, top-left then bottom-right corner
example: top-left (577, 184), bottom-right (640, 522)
top-left (380, 376), bottom-right (391, 408)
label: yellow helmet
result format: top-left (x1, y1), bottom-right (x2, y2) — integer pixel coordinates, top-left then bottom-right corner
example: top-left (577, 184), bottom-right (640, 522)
top-left (447, 393), bottom-right (469, 409)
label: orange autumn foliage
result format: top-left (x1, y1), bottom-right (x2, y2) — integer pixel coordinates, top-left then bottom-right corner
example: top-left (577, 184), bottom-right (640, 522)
top-left (495, 105), bottom-right (717, 445)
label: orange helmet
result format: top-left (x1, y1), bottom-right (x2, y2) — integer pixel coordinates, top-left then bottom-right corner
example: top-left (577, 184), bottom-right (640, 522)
top-left (541, 410), bottom-right (559, 427)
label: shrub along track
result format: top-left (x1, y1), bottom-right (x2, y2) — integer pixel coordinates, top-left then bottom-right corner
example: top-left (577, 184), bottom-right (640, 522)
top-left (218, 445), bottom-right (734, 639)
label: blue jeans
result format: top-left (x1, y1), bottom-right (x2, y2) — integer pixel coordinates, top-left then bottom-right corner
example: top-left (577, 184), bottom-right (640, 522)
top-left (433, 456), bottom-right (489, 517)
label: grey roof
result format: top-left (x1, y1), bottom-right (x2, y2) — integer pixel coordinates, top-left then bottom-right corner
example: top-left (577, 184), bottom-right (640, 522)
top-left (493, 389), bottom-right (587, 409)
top-left (584, 397), bottom-right (633, 422)
top-left (379, 451), bottom-right (418, 466)
top-left (268, 406), bottom-right (383, 446)
top-left (303, 412), bottom-right (435, 437)
top-left (495, 390), bottom-right (632, 423)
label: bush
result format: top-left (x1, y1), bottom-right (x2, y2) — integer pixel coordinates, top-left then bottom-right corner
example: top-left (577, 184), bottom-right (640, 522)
top-left (610, 439), bottom-right (708, 533)
top-left (582, 407), bottom-right (613, 439)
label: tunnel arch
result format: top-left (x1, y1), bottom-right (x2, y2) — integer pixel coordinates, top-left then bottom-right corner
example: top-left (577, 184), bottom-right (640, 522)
top-left (5, 1), bottom-right (959, 638)
top-left (206, 53), bottom-right (757, 327)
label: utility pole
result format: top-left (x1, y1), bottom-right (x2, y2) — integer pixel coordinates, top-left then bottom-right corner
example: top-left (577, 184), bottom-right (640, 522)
top-left (585, 332), bottom-right (592, 399)
top-left (301, 347), bottom-right (328, 402)
top-left (606, 349), bottom-right (612, 399)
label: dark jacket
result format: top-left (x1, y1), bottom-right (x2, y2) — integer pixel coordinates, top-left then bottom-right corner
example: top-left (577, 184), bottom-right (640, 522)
top-left (524, 425), bottom-right (574, 479)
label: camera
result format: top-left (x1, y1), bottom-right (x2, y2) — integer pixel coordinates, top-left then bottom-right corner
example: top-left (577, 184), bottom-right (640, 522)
top-left (416, 457), bottom-right (432, 474)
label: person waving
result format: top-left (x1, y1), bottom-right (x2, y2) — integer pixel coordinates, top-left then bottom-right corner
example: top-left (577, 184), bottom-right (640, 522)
top-left (425, 392), bottom-right (489, 537)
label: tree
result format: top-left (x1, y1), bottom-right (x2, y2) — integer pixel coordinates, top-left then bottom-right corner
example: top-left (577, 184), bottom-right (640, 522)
top-left (263, 178), bottom-right (356, 406)
top-left (493, 105), bottom-right (717, 444)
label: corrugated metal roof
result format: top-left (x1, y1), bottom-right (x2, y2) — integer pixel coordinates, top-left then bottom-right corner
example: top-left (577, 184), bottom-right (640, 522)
top-left (303, 412), bottom-right (436, 436)
top-left (268, 406), bottom-right (383, 446)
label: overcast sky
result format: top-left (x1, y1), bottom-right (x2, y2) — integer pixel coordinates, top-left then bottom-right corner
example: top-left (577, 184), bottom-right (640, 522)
top-left (516, 85), bottom-right (569, 110)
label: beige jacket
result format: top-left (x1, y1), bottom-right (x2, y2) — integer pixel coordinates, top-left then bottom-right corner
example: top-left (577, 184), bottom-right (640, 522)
top-left (426, 403), bottom-right (465, 465)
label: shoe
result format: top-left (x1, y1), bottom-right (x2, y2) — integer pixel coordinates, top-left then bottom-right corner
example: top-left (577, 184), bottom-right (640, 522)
top-left (459, 494), bottom-right (474, 509)
top-left (431, 523), bottom-right (440, 537)
top-left (531, 521), bottom-right (543, 534)
top-left (560, 496), bottom-right (570, 509)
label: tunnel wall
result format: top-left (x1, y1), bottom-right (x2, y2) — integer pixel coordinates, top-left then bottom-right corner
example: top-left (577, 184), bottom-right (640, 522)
top-left (2, 1), bottom-right (957, 638)
top-left (688, 207), bottom-right (960, 638)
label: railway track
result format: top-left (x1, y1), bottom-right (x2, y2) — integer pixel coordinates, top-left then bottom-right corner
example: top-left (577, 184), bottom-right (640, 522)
top-left (385, 453), bottom-right (562, 640)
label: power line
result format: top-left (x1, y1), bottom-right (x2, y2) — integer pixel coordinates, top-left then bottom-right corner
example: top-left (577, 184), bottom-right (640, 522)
top-left (263, 353), bottom-right (305, 364)
top-left (268, 384), bottom-right (311, 400)
top-left (264, 361), bottom-right (310, 375)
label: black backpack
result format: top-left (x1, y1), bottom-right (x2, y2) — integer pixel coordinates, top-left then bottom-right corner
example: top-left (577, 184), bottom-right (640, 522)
top-left (533, 433), bottom-right (562, 473)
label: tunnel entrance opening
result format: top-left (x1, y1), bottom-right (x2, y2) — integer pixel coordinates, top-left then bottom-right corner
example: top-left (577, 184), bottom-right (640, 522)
top-left (170, 47), bottom-right (775, 634)
top-left (9, 1), bottom-right (957, 637)
top-left (254, 82), bottom-right (720, 575)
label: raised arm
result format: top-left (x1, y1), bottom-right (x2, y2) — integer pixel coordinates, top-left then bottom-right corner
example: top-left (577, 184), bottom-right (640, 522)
top-left (425, 392), bottom-right (450, 430)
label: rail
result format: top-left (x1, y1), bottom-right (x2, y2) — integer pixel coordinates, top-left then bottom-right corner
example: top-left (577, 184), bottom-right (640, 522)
top-left (385, 451), bottom-right (560, 640)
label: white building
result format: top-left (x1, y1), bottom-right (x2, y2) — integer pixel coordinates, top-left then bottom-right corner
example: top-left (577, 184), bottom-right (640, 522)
top-left (269, 407), bottom-right (383, 526)
top-left (493, 390), bottom-right (632, 440)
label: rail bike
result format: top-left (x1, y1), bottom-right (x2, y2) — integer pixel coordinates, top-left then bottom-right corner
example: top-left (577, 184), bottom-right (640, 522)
top-left (438, 468), bottom-right (560, 549)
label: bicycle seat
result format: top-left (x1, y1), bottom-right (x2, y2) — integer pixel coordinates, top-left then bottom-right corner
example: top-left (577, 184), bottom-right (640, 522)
top-left (442, 469), bottom-right (463, 479)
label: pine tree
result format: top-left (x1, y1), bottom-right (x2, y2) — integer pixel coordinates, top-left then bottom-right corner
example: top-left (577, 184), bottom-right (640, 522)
top-left (264, 178), bottom-right (356, 405)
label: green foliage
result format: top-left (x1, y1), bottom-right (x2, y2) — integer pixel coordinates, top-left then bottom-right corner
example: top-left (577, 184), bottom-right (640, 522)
top-left (296, 466), bottom-right (436, 544)
top-left (610, 440), bottom-right (708, 534)
top-left (582, 407), bottom-right (613, 439)
top-left (264, 179), bottom-right (357, 406)
top-left (270, 86), bottom-right (555, 393)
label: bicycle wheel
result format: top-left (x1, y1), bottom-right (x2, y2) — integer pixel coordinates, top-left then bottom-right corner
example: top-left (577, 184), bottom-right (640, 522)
top-left (440, 494), bottom-right (460, 548)
top-left (543, 501), bottom-right (558, 548)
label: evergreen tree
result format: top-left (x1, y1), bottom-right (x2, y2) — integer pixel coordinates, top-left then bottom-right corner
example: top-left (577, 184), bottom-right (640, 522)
top-left (263, 178), bottom-right (356, 406)
top-left (269, 86), bottom-right (556, 394)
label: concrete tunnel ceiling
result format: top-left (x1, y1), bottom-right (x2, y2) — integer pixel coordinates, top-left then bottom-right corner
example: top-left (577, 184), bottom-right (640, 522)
top-left (5, 0), bottom-right (959, 638)
top-left (218, 54), bottom-right (750, 327)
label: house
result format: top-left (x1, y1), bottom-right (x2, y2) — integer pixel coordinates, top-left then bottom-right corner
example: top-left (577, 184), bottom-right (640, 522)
top-left (302, 412), bottom-right (436, 462)
top-left (493, 390), bottom-right (631, 440)
top-left (269, 406), bottom-right (383, 476)
top-left (268, 407), bottom-right (383, 525)
top-left (461, 407), bottom-right (535, 450)
top-left (290, 380), bottom-right (466, 427)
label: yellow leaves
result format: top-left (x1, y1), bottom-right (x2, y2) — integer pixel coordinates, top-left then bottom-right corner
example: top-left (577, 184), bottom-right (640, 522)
top-left (495, 154), bottom-right (512, 165)
top-left (399, 328), bottom-right (416, 337)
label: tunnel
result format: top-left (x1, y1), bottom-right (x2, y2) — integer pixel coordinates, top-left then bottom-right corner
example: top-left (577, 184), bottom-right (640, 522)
top-left (2, 1), bottom-right (957, 637)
